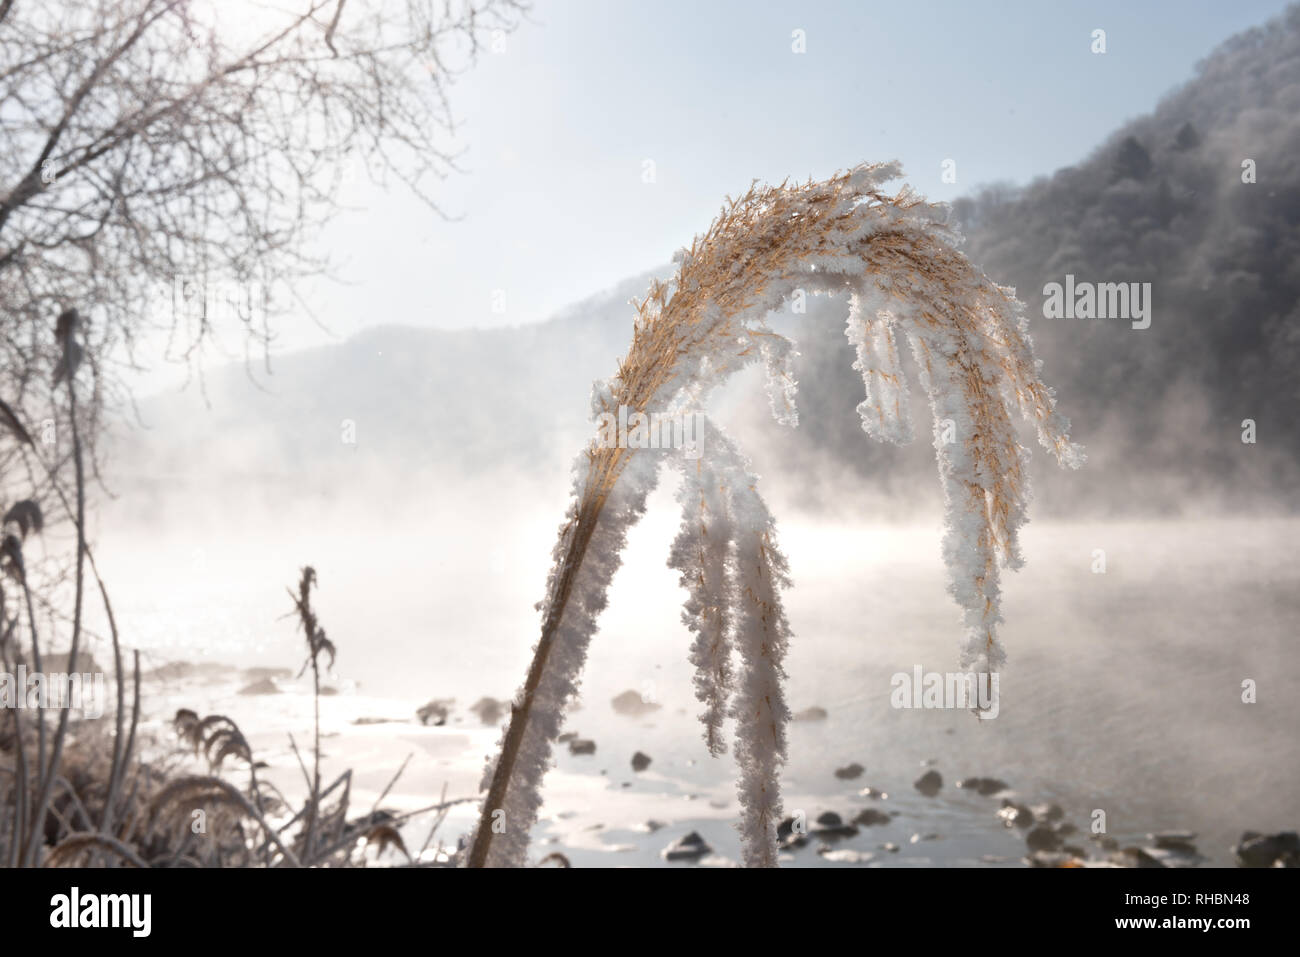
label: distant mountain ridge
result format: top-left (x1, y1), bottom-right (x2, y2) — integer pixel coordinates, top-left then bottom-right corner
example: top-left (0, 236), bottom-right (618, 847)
top-left (114, 270), bottom-right (664, 487)
top-left (118, 6), bottom-right (1300, 517)
top-left (775, 3), bottom-right (1300, 513)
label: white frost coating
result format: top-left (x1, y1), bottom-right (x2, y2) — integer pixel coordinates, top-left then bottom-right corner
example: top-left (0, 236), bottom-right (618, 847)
top-left (725, 484), bottom-right (791, 864)
top-left (468, 448), bottom-right (662, 867)
top-left (884, 278), bottom-right (1082, 674)
top-left (830, 187), bottom-right (1081, 676)
top-left (469, 162), bottom-right (1083, 868)
top-left (759, 333), bottom-right (800, 427)
top-left (906, 330), bottom-right (1010, 672)
top-left (634, 163), bottom-right (916, 425)
top-left (669, 447), bottom-right (736, 756)
top-left (844, 291), bottom-right (914, 444)
top-left (729, 517), bottom-right (792, 869)
top-left (670, 423), bottom-right (791, 867)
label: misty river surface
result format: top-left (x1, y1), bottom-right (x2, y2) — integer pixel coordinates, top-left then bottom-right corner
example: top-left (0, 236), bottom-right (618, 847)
top-left (95, 497), bottom-right (1299, 866)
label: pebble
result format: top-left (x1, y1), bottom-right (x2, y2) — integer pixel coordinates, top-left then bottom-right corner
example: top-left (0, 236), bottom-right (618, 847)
top-left (851, 808), bottom-right (891, 827)
top-left (956, 776), bottom-right (1009, 796)
top-left (996, 802), bottom-right (1034, 829)
top-left (792, 706), bottom-right (829, 721)
top-left (1233, 831), bottom-right (1300, 868)
top-left (1026, 826), bottom-right (1062, 852)
top-left (812, 811), bottom-right (859, 839)
top-left (611, 690), bottom-right (661, 716)
top-left (662, 831), bottom-right (712, 861)
top-left (913, 769), bottom-right (943, 797)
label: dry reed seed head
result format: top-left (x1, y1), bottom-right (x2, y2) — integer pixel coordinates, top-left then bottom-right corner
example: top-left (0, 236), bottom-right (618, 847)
top-left (469, 447), bottom-right (663, 867)
top-left (172, 708), bottom-right (202, 749)
top-left (471, 162), bottom-right (1081, 868)
top-left (363, 824), bottom-right (411, 862)
top-left (687, 427), bottom-right (793, 867)
top-left (2, 500), bottom-right (43, 538)
top-left (143, 785), bottom-right (252, 859)
top-left (669, 434), bottom-right (740, 757)
top-left (610, 165), bottom-right (973, 427)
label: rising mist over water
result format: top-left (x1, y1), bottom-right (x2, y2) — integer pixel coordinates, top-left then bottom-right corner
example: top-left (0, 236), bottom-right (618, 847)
top-left (6, 0), bottom-right (1298, 882)
top-left (92, 452), bottom-right (1300, 866)
top-left (93, 236), bottom-right (1300, 864)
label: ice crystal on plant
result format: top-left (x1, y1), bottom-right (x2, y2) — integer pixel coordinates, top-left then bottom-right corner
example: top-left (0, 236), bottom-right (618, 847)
top-left (467, 162), bottom-right (1082, 869)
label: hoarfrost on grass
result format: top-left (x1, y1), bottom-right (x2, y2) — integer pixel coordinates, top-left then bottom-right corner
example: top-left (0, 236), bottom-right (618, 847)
top-left (468, 162), bottom-right (1081, 868)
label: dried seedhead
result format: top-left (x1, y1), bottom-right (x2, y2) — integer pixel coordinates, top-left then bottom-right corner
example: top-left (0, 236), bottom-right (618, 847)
top-left (469, 162), bottom-right (1082, 868)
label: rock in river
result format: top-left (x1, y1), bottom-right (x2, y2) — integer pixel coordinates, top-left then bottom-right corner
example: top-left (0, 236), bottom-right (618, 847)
top-left (792, 706), bottom-right (828, 722)
top-left (469, 697), bottom-right (507, 725)
top-left (1148, 831), bottom-right (1197, 852)
top-left (1233, 831), bottom-right (1300, 868)
top-left (996, 802), bottom-right (1034, 829)
top-left (1026, 826), bottom-right (1062, 852)
top-left (611, 690), bottom-right (661, 717)
top-left (777, 815), bottom-right (810, 850)
top-left (851, 808), bottom-right (891, 827)
top-left (913, 769), bottom-right (943, 797)
top-left (811, 811), bottom-right (858, 839)
top-left (416, 698), bottom-right (453, 725)
top-left (663, 831), bottom-right (712, 861)
top-left (956, 776), bottom-right (1009, 796)
top-left (238, 677), bottom-right (281, 696)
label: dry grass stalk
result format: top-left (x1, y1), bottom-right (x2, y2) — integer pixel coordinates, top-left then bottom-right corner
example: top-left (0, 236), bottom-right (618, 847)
top-left (468, 162), bottom-right (1082, 868)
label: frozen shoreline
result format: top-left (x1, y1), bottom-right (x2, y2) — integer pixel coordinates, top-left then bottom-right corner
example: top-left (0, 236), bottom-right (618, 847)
top-left (127, 664), bottom-right (1254, 867)
top-left (86, 517), bottom-right (1300, 867)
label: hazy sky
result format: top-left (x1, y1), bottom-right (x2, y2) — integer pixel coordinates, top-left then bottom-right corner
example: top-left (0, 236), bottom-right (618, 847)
top-left (246, 0), bottom-right (1294, 361)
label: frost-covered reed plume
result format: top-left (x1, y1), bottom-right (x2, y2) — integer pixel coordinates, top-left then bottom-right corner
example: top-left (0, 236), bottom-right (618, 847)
top-left (466, 162), bottom-right (1083, 868)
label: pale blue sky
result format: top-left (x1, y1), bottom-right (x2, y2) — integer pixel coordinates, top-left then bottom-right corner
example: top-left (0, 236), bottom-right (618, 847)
top-left (279, 0), bottom-right (1292, 351)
